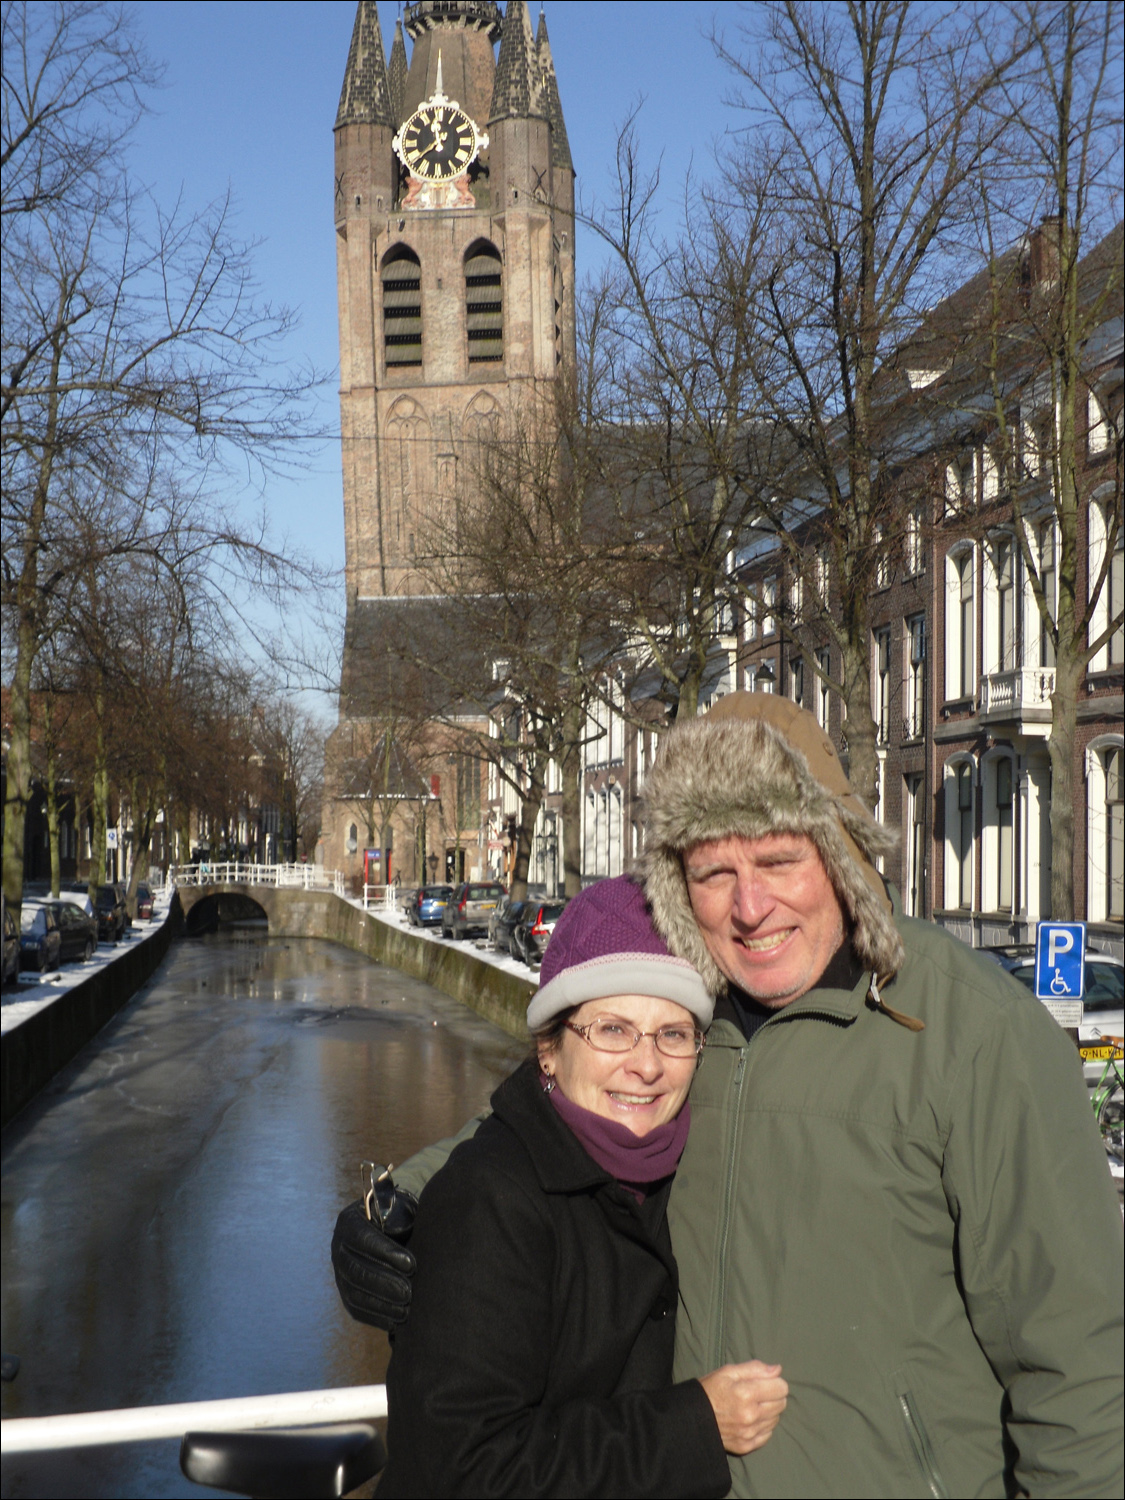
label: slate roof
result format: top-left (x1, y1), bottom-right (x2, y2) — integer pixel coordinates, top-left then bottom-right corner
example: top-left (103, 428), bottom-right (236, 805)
top-left (536, 13), bottom-right (572, 171)
top-left (336, 1), bottom-right (394, 128)
top-left (489, 0), bottom-right (544, 121)
top-left (388, 18), bottom-right (409, 125)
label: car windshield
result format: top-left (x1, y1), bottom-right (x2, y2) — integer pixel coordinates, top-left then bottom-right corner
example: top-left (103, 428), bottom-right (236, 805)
top-left (539, 904), bottom-right (566, 922)
top-left (468, 885), bottom-right (503, 900)
top-left (423, 886), bottom-right (452, 899)
top-left (1084, 962), bottom-right (1124, 1012)
top-left (20, 907), bottom-right (44, 934)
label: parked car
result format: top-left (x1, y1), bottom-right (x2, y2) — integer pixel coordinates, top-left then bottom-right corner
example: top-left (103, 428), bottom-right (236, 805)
top-left (57, 887), bottom-right (96, 919)
top-left (47, 900), bottom-right (98, 964)
top-left (94, 884), bottom-right (126, 943)
top-left (983, 945), bottom-right (1124, 1081)
top-left (19, 901), bottom-right (62, 972)
top-left (113, 883), bottom-right (133, 929)
top-left (135, 883), bottom-right (155, 920)
top-left (407, 884), bottom-right (454, 927)
top-left (512, 900), bottom-right (567, 968)
top-left (489, 896), bottom-right (528, 954)
top-left (441, 882), bottom-right (506, 941)
top-left (2, 901), bottom-right (20, 988)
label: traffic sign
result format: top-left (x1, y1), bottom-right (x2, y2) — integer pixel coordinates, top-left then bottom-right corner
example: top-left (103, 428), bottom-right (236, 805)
top-left (1034, 921), bottom-right (1086, 1001)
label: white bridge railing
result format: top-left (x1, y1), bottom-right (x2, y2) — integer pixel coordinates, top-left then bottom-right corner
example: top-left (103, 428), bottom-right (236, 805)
top-left (171, 862), bottom-right (346, 897)
top-left (1, 1384), bottom-right (387, 1452)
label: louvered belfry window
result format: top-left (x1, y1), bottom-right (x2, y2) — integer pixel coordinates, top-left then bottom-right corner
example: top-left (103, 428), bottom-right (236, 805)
top-left (465, 243), bottom-right (503, 363)
top-left (382, 248), bottom-right (422, 367)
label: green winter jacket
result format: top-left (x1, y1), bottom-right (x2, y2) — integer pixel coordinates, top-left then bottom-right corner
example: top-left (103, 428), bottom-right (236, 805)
top-left (396, 916), bottom-right (1123, 1498)
top-left (666, 916), bottom-right (1123, 1499)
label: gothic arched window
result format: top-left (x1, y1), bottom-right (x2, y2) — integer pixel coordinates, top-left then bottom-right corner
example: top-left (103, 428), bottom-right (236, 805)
top-left (382, 246), bottom-right (422, 367)
top-left (464, 241), bottom-right (503, 364)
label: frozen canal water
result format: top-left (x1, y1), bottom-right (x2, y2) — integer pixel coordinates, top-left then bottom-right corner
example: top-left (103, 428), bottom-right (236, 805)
top-left (0, 930), bottom-right (526, 1498)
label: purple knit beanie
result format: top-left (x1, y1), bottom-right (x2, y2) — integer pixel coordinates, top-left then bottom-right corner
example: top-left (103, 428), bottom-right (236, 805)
top-left (526, 875), bottom-right (713, 1032)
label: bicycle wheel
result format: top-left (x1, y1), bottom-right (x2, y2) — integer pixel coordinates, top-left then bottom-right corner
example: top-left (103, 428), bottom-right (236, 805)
top-left (1096, 1077), bottom-right (1124, 1158)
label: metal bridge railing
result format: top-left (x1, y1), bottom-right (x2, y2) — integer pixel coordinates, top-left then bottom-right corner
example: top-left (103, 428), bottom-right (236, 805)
top-left (170, 863), bottom-right (346, 897)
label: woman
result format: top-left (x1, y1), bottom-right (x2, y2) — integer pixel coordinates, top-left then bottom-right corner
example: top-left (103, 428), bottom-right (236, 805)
top-left (378, 875), bottom-right (787, 1497)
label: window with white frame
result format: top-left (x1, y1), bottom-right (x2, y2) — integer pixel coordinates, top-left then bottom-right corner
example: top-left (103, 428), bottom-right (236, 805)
top-left (813, 546), bottom-right (830, 604)
top-left (790, 657), bottom-right (805, 707)
top-left (904, 771), bottom-right (925, 917)
top-left (1088, 389), bottom-right (1110, 456)
top-left (873, 523), bottom-right (890, 589)
top-left (1032, 518), bottom-right (1057, 667)
top-left (608, 677), bottom-right (625, 763)
top-left (873, 625), bottom-right (892, 745)
top-left (1087, 739), bottom-right (1124, 923)
top-left (945, 454), bottom-right (974, 516)
top-left (790, 570), bottom-right (804, 622)
top-left (983, 754), bottom-right (1016, 912)
top-left (905, 615), bottom-right (925, 739)
top-left (945, 545), bottom-right (975, 700)
top-left (762, 578), bottom-right (777, 636)
top-left (1089, 495), bottom-right (1124, 670)
top-left (982, 442), bottom-right (999, 502)
top-left (745, 593), bottom-right (758, 640)
top-left (815, 648), bottom-right (831, 730)
top-left (991, 535), bottom-right (1020, 672)
top-left (904, 506), bottom-right (925, 576)
top-left (944, 759), bottom-right (975, 910)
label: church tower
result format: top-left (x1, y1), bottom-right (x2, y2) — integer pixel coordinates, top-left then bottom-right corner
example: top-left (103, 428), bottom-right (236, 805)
top-left (333, 0), bottom-right (575, 605)
top-left (324, 1), bottom-right (575, 883)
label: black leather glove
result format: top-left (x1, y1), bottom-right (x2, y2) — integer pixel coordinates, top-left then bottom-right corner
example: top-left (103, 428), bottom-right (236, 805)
top-left (331, 1172), bottom-right (419, 1331)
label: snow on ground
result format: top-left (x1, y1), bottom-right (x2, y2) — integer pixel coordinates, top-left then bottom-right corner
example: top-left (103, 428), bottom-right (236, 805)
top-left (347, 897), bottom-right (541, 987)
top-left (1, 889), bottom-right (176, 1036)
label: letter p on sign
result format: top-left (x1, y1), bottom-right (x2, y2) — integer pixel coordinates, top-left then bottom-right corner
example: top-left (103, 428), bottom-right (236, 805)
top-left (1035, 922), bottom-right (1086, 1002)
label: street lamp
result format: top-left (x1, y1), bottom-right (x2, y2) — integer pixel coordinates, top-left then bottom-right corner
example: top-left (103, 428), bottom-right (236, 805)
top-left (428, 852), bottom-right (439, 882)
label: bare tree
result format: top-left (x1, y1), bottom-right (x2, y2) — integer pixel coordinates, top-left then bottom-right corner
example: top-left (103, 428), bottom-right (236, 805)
top-left (676, 0), bottom-right (1027, 804)
top-left (1, 0), bottom-right (318, 914)
top-left (955, 0), bottom-right (1123, 919)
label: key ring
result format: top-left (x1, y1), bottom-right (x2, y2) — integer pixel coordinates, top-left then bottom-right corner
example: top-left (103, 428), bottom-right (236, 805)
top-left (361, 1161), bottom-right (395, 1225)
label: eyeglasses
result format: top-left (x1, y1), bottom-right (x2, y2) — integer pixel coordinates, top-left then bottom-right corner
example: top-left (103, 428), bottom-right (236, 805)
top-left (565, 1016), bottom-right (705, 1059)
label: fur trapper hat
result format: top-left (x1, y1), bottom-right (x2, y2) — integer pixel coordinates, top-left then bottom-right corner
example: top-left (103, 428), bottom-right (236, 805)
top-left (639, 693), bottom-right (904, 995)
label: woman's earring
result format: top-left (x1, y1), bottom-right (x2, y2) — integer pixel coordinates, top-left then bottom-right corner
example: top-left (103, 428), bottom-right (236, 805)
top-left (542, 1072), bottom-right (556, 1094)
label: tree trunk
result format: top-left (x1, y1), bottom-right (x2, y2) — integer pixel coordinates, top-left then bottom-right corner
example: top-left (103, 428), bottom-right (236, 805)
top-left (88, 687), bottom-right (110, 901)
top-left (1, 609), bottom-right (37, 919)
top-left (125, 792), bottom-right (156, 914)
top-left (509, 763), bottom-right (545, 901)
top-left (45, 703), bottom-right (61, 899)
top-left (560, 696), bottom-right (585, 898)
top-left (839, 638), bottom-right (879, 812)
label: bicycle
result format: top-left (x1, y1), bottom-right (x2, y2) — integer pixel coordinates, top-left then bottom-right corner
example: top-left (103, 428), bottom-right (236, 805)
top-left (1081, 1032), bottom-right (1124, 1164)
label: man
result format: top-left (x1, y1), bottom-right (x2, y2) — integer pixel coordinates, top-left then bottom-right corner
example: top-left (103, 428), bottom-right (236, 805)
top-left (334, 693), bottom-right (1123, 1497)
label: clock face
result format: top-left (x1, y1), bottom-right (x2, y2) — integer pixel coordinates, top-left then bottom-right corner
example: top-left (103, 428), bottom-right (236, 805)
top-left (397, 104), bottom-right (480, 182)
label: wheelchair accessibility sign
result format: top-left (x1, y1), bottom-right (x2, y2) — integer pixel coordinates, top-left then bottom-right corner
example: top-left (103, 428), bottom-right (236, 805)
top-left (1034, 922), bottom-right (1085, 1022)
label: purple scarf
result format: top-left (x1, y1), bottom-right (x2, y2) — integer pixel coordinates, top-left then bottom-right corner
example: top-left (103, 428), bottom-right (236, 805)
top-left (548, 1084), bottom-right (691, 1199)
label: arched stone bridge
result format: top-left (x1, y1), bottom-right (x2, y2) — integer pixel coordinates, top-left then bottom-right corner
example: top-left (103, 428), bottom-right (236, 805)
top-left (171, 870), bottom-right (535, 1041)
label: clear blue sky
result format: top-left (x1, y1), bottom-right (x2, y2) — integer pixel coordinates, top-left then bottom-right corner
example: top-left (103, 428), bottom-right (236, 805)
top-left (126, 1), bottom-right (738, 695)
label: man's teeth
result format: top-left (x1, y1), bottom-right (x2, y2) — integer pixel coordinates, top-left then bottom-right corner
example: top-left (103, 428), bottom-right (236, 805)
top-left (738, 928), bottom-right (792, 952)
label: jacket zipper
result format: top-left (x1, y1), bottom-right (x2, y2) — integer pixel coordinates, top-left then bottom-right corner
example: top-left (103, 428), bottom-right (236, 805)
top-left (713, 1047), bottom-right (747, 1368)
top-left (898, 1392), bottom-right (948, 1499)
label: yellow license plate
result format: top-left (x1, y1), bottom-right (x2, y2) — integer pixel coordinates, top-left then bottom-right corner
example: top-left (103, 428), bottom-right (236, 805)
top-left (1079, 1045), bottom-right (1124, 1061)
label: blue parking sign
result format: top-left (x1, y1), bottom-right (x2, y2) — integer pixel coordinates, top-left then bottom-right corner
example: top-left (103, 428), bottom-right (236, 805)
top-left (1034, 922), bottom-right (1086, 1000)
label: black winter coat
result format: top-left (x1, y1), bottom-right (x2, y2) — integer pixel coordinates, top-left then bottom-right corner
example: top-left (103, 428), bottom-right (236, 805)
top-left (378, 1058), bottom-right (730, 1498)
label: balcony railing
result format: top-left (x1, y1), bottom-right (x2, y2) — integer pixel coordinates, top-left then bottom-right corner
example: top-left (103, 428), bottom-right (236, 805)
top-left (979, 667), bottom-right (1055, 727)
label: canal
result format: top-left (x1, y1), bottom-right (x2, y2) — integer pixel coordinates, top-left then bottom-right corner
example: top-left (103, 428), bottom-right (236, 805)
top-left (0, 930), bottom-right (527, 1498)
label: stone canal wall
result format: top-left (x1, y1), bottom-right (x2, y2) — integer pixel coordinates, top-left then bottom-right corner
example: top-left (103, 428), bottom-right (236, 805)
top-left (2, 888), bottom-right (534, 1128)
top-left (1, 898), bottom-right (184, 1129)
top-left (179, 885), bottom-right (536, 1041)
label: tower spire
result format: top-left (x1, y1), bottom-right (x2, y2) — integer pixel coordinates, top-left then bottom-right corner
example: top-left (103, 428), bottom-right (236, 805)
top-left (336, 1), bottom-right (394, 128)
top-left (489, 0), bottom-right (544, 120)
top-left (536, 11), bottom-right (572, 171)
top-left (388, 17), bottom-right (409, 124)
